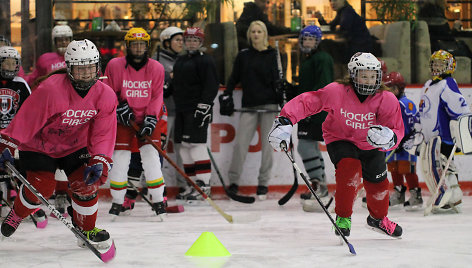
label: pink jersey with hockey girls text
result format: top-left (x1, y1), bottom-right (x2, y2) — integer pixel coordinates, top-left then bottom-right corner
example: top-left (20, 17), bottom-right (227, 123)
top-left (2, 73), bottom-right (118, 158)
top-left (280, 82), bottom-right (404, 151)
top-left (104, 57), bottom-right (164, 124)
top-left (26, 52), bottom-right (66, 85)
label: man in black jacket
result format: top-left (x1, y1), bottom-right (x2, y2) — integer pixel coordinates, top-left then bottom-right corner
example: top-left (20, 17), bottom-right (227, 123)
top-left (236, 0), bottom-right (293, 50)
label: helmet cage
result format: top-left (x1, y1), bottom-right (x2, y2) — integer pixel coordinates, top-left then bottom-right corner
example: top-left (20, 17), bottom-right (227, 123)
top-left (348, 52), bottom-right (382, 95)
top-left (0, 46), bottom-right (21, 79)
top-left (430, 49), bottom-right (456, 78)
top-left (299, 26), bottom-right (322, 53)
top-left (64, 39), bottom-right (100, 91)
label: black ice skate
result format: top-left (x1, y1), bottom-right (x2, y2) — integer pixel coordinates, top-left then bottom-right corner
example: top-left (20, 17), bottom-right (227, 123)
top-left (389, 185), bottom-right (406, 208)
top-left (183, 181), bottom-right (210, 205)
top-left (153, 201), bottom-right (167, 221)
top-left (31, 208), bottom-right (48, 229)
top-left (1, 208), bottom-right (23, 237)
top-left (366, 215), bottom-right (402, 238)
top-left (334, 216), bottom-right (351, 237)
top-left (256, 185), bottom-right (268, 201)
top-left (109, 203), bottom-right (123, 217)
top-left (404, 187), bottom-right (423, 211)
top-left (78, 227), bottom-right (112, 250)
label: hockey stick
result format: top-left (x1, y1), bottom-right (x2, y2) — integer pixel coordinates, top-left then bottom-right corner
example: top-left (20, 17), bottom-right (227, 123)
top-left (424, 144), bottom-right (457, 216)
top-left (127, 180), bottom-right (184, 213)
top-left (206, 147), bottom-right (255, 204)
top-left (281, 143), bottom-right (356, 255)
top-left (5, 162), bottom-right (116, 262)
top-left (234, 108), bottom-right (281, 113)
top-left (275, 41), bottom-right (299, 206)
top-left (130, 121), bottom-right (234, 223)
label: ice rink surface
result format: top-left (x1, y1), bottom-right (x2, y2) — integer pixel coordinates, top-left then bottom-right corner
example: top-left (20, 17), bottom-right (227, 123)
top-left (1, 194), bottom-right (472, 268)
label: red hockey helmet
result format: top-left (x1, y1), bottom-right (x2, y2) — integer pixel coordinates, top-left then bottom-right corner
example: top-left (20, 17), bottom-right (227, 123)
top-left (184, 27), bottom-right (204, 42)
top-left (384, 71), bottom-right (406, 95)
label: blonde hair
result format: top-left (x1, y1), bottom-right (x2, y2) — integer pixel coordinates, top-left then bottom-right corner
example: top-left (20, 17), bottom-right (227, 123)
top-left (247, 20), bottom-right (269, 48)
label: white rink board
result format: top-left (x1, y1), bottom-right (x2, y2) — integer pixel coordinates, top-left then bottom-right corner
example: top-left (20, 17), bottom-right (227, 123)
top-left (160, 86), bottom-right (472, 187)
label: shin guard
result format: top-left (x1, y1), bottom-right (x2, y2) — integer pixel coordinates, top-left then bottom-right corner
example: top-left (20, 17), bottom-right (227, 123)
top-left (363, 179), bottom-right (389, 219)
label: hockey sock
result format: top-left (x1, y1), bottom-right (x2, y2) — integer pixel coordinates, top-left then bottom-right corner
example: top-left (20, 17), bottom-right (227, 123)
top-left (14, 171), bottom-right (55, 218)
top-left (55, 180), bottom-right (69, 195)
top-left (334, 158), bottom-right (362, 218)
top-left (140, 144), bottom-right (165, 202)
top-left (109, 150), bottom-right (131, 205)
top-left (363, 179), bottom-right (389, 219)
top-left (390, 171), bottom-right (404, 187)
top-left (71, 193), bottom-right (98, 231)
top-left (405, 173), bottom-right (419, 189)
top-left (195, 159), bottom-right (211, 185)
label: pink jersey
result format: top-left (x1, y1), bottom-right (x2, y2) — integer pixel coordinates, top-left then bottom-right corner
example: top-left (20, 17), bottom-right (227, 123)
top-left (26, 52), bottom-right (66, 85)
top-left (103, 57), bottom-right (164, 124)
top-left (2, 73), bottom-right (118, 158)
top-left (280, 82), bottom-right (404, 151)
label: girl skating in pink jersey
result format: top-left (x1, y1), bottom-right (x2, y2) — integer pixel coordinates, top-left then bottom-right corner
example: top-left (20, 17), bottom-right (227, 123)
top-left (269, 52), bottom-right (404, 238)
top-left (0, 40), bottom-right (117, 252)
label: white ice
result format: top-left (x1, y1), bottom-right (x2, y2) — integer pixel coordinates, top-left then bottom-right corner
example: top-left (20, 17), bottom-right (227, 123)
top-left (1, 195), bottom-right (472, 268)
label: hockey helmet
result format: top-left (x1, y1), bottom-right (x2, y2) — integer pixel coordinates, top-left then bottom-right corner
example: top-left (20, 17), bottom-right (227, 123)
top-left (430, 49), bottom-right (456, 79)
top-left (160, 26), bottom-right (184, 43)
top-left (64, 39), bottom-right (100, 91)
top-left (184, 27), bottom-right (204, 42)
top-left (384, 71), bottom-right (406, 97)
top-left (52, 25), bottom-right (73, 54)
top-left (0, 46), bottom-right (21, 79)
top-left (125, 27), bottom-right (151, 47)
top-left (299, 25), bottom-right (322, 53)
top-left (347, 52), bottom-right (382, 95)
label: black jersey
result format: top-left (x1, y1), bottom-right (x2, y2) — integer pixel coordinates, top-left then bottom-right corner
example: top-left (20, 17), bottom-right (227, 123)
top-left (172, 51), bottom-right (218, 112)
top-left (0, 76), bottom-right (31, 129)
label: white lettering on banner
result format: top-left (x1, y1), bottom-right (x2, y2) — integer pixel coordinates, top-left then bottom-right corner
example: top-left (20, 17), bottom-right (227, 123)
top-left (51, 62), bottom-right (66, 70)
top-left (61, 109), bottom-right (97, 126)
top-left (340, 108), bottom-right (375, 129)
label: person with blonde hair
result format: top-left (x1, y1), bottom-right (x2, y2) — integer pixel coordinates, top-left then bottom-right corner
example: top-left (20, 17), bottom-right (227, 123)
top-left (219, 20), bottom-right (280, 200)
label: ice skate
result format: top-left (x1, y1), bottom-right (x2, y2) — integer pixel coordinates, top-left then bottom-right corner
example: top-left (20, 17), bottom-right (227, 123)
top-left (404, 187), bottom-right (423, 211)
top-left (1, 208), bottom-right (23, 237)
top-left (366, 215), bottom-right (402, 238)
top-left (51, 193), bottom-right (69, 218)
top-left (334, 216), bottom-right (351, 245)
top-left (122, 196), bottom-right (136, 214)
top-left (389, 185), bottom-right (406, 208)
top-left (31, 208), bottom-right (48, 229)
top-left (182, 181), bottom-right (210, 205)
top-left (78, 227), bottom-right (113, 250)
top-left (153, 201), bottom-right (167, 221)
top-left (108, 203), bottom-right (123, 220)
top-left (175, 186), bottom-right (192, 203)
top-left (256, 185), bottom-right (268, 201)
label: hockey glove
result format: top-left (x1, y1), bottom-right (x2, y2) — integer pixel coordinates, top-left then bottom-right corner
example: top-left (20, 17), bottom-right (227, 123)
top-left (367, 125), bottom-right (396, 150)
top-left (194, 103), bottom-right (212, 128)
top-left (84, 154), bottom-right (113, 185)
top-left (117, 101), bottom-right (135, 127)
top-left (138, 115), bottom-right (158, 138)
top-left (268, 117), bottom-right (293, 152)
top-left (0, 134), bottom-right (17, 168)
top-left (275, 79), bottom-right (296, 105)
top-left (219, 93), bottom-right (234, 116)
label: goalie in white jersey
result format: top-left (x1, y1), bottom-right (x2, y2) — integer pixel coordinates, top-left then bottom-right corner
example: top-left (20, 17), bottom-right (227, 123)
top-left (418, 50), bottom-right (471, 213)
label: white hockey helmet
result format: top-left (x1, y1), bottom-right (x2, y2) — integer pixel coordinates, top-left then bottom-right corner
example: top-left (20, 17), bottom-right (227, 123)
top-left (0, 46), bottom-right (21, 79)
top-left (348, 52), bottom-right (382, 95)
top-left (64, 39), bottom-right (100, 91)
top-left (52, 25), bottom-right (73, 53)
top-left (160, 26), bottom-right (184, 43)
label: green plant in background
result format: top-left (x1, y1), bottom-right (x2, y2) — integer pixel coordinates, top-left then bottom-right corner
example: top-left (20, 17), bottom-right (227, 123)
top-left (185, 0), bottom-right (234, 24)
top-left (371, 0), bottom-right (417, 24)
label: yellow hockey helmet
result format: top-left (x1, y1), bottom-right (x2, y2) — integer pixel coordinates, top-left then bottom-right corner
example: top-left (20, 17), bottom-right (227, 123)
top-left (430, 49), bottom-right (456, 79)
top-left (124, 27), bottom-right (150, 47)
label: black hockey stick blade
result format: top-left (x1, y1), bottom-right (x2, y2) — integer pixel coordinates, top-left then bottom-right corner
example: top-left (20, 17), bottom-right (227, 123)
top-left (5, 162), bottom-right (116, 262)
top-left (278, 140), bottom-right (298, 206)
top-left (206, 147), bottom-right (255, 204)
top-left (281, 144), bottom-right (356, 255)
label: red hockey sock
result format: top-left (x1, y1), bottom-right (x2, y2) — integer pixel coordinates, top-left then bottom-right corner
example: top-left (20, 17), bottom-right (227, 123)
top-left (14, 171), bottom-right (55, 218)
top-left (405, 173), bottom-right (419, 189)
top-left (390, 171), bottom-right (404, 187)
top-left (334, 158), bottom-right (362, 218)
top-left (363, 179), bottom-right (389, 219)
top-left (55, 180), bottom-right (69, 195)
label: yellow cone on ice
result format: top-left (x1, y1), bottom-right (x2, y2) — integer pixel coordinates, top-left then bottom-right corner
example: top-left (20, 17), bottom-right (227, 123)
top-left (185, 232), bottom-right (231, 257)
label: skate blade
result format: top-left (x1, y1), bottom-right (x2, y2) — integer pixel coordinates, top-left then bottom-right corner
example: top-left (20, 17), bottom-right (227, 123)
top-left (365, 224), bottom-right (402, 239)
top-left (257, 194), bottom-right (267, 201)
top-left (78, 238), bottom-right (113, 250)
top-left (110, 215), bottom-right (119, 222)
top-left (156, 213), bottom-right (167, 222)
top-left (388, 204), bottom-right (404, 210)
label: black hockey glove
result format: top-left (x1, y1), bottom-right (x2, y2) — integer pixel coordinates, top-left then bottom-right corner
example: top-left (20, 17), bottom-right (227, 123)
top-left (194, 103), bottom-right (212, 128)
top-left (275, 79), bottom-right (296, 105)
top-left (161, 133), bottom-right (168, 150)
top-left (138, 115), bottom-right (158, 139)
top-left (117, 101), bottom-right (135, 127)
top-left (218, 93), bottom-right (234, 116)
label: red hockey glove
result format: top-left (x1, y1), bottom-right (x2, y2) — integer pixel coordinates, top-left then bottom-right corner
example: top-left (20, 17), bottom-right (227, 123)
top-left (84, 154), bottom-right (113, 185)
top-left (0, 134), bottom-right (17, 169)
